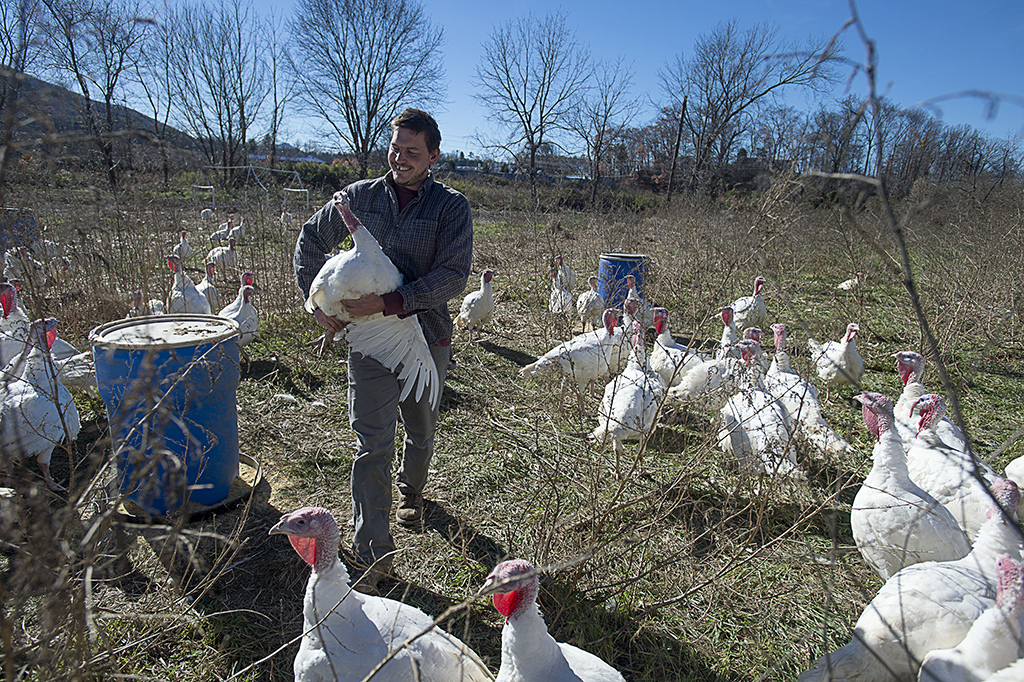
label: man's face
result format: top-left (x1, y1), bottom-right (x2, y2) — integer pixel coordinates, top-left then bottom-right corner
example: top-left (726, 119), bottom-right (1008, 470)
top-left (388, 127), bottom-right (439, 190)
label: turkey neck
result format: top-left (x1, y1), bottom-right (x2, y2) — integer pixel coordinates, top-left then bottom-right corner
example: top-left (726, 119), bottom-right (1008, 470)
top-left (500, 602), bottom-right (569, 679)
top-left (968, 508), bottom-right (1023, 574)
top-left (868, 428), bottom-right (912, 484)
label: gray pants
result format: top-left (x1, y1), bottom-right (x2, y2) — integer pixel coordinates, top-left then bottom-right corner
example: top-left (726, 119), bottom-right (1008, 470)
top-left (347, 342), bottom-right (451, 566)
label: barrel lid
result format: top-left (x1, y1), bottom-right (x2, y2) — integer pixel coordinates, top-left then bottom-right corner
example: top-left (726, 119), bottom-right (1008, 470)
top-left (90, 314), bottom-right (240, 350)
top-left (600, 252), bottom-right (649, 261)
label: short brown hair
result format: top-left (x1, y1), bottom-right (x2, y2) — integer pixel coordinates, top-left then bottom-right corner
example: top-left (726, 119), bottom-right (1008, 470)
top-left (391, 108), bottom-right (441, 152)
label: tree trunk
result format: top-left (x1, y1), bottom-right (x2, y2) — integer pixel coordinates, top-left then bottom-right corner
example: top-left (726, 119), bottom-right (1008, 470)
top-left (665, 96), bottom-right (687, 204)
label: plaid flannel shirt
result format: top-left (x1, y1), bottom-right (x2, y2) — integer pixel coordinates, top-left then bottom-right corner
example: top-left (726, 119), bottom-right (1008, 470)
top-left (293, 172), bottom-right (473, 345)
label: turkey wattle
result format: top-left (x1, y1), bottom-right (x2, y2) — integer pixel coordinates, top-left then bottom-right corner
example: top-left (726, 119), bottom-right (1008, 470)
top-left (304, 193), bottom-right (439, 407)
top-left (269, 507), bottom-right (492, 682)
top-left (483, 559), bottom-right (625, 682)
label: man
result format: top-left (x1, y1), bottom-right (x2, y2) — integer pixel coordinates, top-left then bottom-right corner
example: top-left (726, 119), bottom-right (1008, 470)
top-left (293, 109), bottom-right (472, 592)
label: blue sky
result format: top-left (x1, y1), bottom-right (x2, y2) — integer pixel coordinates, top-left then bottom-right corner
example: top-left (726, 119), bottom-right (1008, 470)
top-left (259, 0), bottom-right (1024, 156)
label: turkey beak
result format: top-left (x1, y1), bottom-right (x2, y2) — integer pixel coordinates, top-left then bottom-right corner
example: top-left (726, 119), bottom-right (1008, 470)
top-left (268, 518), bottom-right (289, 536)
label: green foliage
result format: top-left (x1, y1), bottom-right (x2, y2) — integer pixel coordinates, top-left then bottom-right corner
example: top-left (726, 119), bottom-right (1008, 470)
top-left (291, 159), bottom-right (363, 192)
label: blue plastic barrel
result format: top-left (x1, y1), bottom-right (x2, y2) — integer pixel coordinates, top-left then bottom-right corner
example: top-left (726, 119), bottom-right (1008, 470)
top-left (90, 314), bottom-right (241, 515)
top-left (598, 253), bottom-right (650, 311)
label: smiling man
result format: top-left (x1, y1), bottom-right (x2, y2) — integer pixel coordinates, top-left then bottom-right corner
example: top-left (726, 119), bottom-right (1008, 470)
top-left (293, 108), bottom-right (473, 593)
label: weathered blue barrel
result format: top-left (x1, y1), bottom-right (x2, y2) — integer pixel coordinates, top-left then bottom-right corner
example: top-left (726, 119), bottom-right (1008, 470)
top-left (598, 253), bottom-right (650, 311)
top-left (90, 314), bottom-right (241, 515)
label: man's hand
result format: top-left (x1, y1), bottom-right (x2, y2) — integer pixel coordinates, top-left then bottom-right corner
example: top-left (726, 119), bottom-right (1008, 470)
top-left (314, 308), bottom-right (347, 335)
top-left (310, 309), bottom-right (346, 357)
top-left (340, 293), bottom-right (385, 317)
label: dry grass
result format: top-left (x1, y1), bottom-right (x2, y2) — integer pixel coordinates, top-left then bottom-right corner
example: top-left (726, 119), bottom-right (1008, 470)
top-left (2, 167), bottom-right (1023, 681)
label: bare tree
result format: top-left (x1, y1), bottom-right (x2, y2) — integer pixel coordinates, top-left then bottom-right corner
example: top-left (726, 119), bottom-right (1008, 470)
top-left (474, 11), bottom-right (591, 204)
top-left (569, 56), bottom-right (639, 205)
top-left (168, 0), bottom-right (269, 179)
top-left (660, 20), bottom-right (839, 194)
top-left (262, 8), bottom-right (294, 171)
top-left (287, 0), bottom-right (444, 178)
top-left (40, 0), bottom-right (150, 187)
top-left (0, 0), bottom-right (44, 201)
top-left (131, 11), bottom-right (177, 186)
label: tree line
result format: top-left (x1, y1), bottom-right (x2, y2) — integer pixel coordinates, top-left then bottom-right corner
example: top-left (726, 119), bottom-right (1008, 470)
top-left (0, 0), bottom-right (1018, 202)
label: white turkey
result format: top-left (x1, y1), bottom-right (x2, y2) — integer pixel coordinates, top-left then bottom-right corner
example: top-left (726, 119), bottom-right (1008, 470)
top-left (838, 271), bottom-right (864, 291)
top-left (279, 208), bottom-right (293, 225)
top-left (128, 289), bottom-right (165, 317)
top-left (520, 308), bottom-right (620, 411)
top-left (714, 306), bottom-right (741, 361)
top-left (717, 339), bottom-right (803, 479)
top-left (730, 275), bottom-right (769, 331)
top-left (304, 193), bottom-right (439, 407)
top-left (763, 324), bottom-right (850, 456)
top-left (172, 230), bottom-right (193, 262)
top-left (807, 322), bottom-right (864, 399)
top-left (649, 307), bottom-right (708, 388)
top-left (269, 506), bottom-right (493, 682)
top-left (918, 554), bottom-right (1024, 682)
top-left (165, 254), bottom-right (212, 315)
top-left (742, 326), bottom-right (771, 371)
top-left (0, 281), bottom-right (29, 367)
top-left (195, 261), bottom-right (220, 314)
top-left (454, 268), bottom-right (495, 343)
top-left (981, 657), bottom-right (1024, 681)
top-left (548, 268), bottom-right (573, 317)
top-left (555, 254), bottom-right (576, 292)
top-left (907, 394), bottom-right (1001, 542)
top-left (798, 477), bottom-right (1023, 682)
top-left (206, 237), bottom-right (238, 277)
top-left (218, 273), bottom-right (257, 349)
top-left (576, 275), bottom-right (605, 332)
top-left (482, 559), bottom-right (625, 682)
top-left (210, 214), bottom-right (234, 243)
top-left (45, 328), bottom-right (97, 397)
top-left (1, 318), bottom-right (80, 491)
top-left (850, 392), bottom-right (969, 581)
top-left (624, 274), bottom-right (656, 328)
top-left (591, 320), bottom-right (666, 478)
top-left (666, 339), bottom-right (745, 414)
top-left (227, 216), bottom-right (246, 242)
top-left (3, 246), bottom-right (44, 284)
top-left (200, 207), bottom-right (213, 222)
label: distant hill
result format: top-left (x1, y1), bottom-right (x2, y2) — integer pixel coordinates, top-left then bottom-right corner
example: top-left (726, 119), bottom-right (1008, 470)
top-left (1, 72), bottom-right (203, 165)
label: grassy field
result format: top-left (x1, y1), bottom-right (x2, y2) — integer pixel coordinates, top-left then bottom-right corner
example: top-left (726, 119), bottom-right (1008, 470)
top-left (3, 168), bottom-right (1023, 680)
